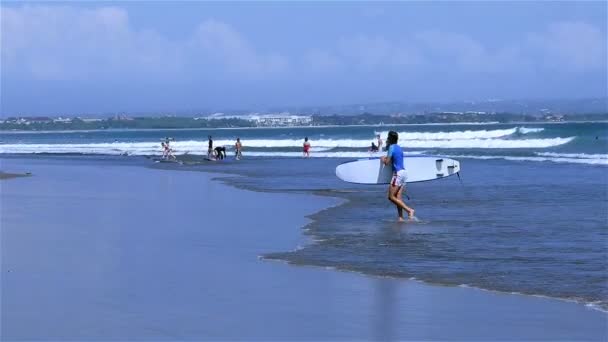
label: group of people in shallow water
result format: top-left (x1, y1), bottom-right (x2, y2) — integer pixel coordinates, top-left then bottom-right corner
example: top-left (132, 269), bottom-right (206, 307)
top-left (160, 131), bottom-right (413, 221)
top-left (206, 136), bottom-right (242, 160)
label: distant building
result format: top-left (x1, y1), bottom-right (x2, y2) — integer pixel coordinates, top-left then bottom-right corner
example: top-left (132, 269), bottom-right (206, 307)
top-left (80, 118), bottom-right (103, 122)
top-left (28, 117), bottom-right (53, 123)
top-left (544, 115), bottom-right (564, 122)
top-left (249, 114), bottom-right (312, 127)
top-left (113, 114), bottom-right (133, 121)
top-left (53, 117), bottom-right (72, 123)
top-left (203, 112), bottom-right (312, 127)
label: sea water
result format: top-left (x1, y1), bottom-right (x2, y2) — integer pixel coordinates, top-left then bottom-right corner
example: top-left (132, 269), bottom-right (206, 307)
top-left (1, 122), bottom-right (607, 310)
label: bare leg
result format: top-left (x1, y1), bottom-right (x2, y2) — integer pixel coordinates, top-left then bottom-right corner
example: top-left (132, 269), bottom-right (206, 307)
top-left (388, 185), bottom-right (406, 221)
top-left (396, 187), bottom-right (415, 218)
top-left (388, 185), bottom-right (414, 220)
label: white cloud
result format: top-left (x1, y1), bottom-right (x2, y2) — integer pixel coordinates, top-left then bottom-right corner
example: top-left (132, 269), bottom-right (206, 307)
top-left (301, 22), bottom-right (605, 75)
top-left (527, 21), bottom-right (607, 72)
top-left (190, 19), bottom-right (288, 77)
top-left (1, 5), bottom-right (287, 81)
top-left (1, 5), bottom-right (605, 84)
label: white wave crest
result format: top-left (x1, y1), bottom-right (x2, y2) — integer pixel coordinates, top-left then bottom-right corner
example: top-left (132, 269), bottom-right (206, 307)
top-left (374, 126), bottom-right (545, 140)
top-left (240, 151), bottom-right (428, 158)
top-left (518, 127), bottom-right (545, 134)
top-left (444, 154), bottom-right (608, 166)
top-left (0, 136), bottom-right (575, 155)
top-left (535, 152), bottom-right (608, 159)
top-left (374, 128), bottom-right (518, 140)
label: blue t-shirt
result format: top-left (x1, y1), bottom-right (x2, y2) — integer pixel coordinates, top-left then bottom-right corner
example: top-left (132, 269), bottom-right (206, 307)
top-left (387, 144), bottom-right (404, 172)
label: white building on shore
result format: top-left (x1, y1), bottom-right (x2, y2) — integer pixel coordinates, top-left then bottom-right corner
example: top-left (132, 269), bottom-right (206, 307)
top-left (201, 112), bottom-right (312, 127)
top-left (249, 113), bottom-right (312, 127)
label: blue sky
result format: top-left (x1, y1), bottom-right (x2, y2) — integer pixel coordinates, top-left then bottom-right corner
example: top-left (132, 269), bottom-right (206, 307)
top-left (1, 1), bottom-right (607, 115)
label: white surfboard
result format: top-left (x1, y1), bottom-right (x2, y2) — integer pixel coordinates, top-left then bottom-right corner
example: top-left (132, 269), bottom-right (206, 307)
top-left (335, 157), bottom-right (460, 184)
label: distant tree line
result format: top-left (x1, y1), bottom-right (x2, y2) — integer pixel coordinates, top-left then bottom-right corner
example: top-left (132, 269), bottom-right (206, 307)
top-left (1, 112), bottom-right (606, 131)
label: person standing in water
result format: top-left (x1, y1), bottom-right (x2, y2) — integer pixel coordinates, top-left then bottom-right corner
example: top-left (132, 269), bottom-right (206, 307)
top-left (377, 134), bottom-right (383, 151)
top-left (235, 138), bottom-right (242, 160)
top-left (303, 137), bottom-right (311, 158)
top-left (381, 131), bottom-right (415, 221)
top-left (207, 136), bottom-right (213, 159)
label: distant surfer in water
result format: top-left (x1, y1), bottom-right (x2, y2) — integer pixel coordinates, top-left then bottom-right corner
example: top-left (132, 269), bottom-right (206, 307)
top-left (303, 137), bottom-right (311, 158)
top-left (235, 138), bottom-right (242, 160)
top-left (381, 131), bottom-right (414, 221)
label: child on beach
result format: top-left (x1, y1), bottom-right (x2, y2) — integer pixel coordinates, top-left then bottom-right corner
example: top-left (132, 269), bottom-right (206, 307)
top-left (381, 131), bottom-right (414, 221)
top-left (303, 137), bottom-right (311, 158)
top-left (235, 138), bottom-right (242, 160)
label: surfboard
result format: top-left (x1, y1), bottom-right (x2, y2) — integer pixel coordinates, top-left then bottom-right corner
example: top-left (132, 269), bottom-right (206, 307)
top-left (335, 157), bottom-right (460, 184)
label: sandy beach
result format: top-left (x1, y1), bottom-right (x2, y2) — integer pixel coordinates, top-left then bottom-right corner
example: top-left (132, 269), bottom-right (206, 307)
top-left (1, 157), bottom-right (606, 340)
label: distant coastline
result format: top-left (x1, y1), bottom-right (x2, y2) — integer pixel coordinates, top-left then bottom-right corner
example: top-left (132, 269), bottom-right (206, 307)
top-left (1, 113), bottom-right (607, 132)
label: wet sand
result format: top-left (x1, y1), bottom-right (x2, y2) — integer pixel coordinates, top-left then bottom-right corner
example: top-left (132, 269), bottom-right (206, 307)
top-left (1, 157), bottom-right (606, 340)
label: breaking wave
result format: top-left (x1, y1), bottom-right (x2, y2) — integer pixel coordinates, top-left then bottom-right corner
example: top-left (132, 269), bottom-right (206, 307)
top-left (444, 154), bottom-right (608, 166)
top-left (374, 127), bottom-right (544, 140)
top-left (0, 136), bottom-right (575, 155)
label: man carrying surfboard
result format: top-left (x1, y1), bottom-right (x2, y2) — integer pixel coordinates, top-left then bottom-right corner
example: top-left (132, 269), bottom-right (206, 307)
top-left (381, 131), bottom-right (415, 221)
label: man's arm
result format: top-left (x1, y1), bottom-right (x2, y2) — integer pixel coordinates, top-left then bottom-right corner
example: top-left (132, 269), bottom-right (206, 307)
top-left (381, 145), bottom-right (392, 165)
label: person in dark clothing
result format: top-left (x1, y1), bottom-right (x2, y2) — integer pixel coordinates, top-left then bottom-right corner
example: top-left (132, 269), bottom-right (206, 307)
top-left (208, 136), bottom-right (213, 158)
top-left (214, 146), bottom-right (226, 160)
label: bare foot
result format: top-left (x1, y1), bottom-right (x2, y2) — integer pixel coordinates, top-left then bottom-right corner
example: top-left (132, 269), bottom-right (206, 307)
top-left (398, 217), bottom-right (406, 222)
top-left (408, 210), bottom-right (416, 219)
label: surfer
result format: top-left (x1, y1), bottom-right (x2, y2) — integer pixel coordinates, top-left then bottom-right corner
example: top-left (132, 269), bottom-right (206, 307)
top-left (235, 138), bottom-right (242, 160)
top-left (303, 137), bottom-right (311, 158)
top-left (381, 131), bottom-right (415, 221)
top-left (207, 136), bottom-right (213, 158)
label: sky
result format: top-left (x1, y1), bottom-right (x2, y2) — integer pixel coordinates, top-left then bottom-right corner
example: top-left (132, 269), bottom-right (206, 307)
top-left (1, 1), bottom-right (607, 115)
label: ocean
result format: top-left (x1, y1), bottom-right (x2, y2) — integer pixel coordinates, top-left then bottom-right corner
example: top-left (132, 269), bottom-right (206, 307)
top-left (1, 122), bottom-right (607, 311)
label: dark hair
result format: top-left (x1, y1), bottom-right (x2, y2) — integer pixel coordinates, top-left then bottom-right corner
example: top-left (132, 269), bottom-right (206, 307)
top-left (387, 131), bottom-right (398, 146)
top-left (305, 137), bottom-right (308, 141)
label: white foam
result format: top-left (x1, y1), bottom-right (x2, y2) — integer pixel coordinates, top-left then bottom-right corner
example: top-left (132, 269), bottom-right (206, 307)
top-left (240, 151), bottom-right (427, 158)
top-left (375, 128), bottom-right (518, 140)
top-left (535, 152), bottom-right (608, 159)
top-left (444, 154), bottom-right (608, 166)
top-left (0, 136), bottom-right (575, 155)
top-left (518, 127), bottom-right (545, 134)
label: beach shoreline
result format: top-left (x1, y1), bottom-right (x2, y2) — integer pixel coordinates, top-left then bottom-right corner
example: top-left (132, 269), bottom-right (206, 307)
top-left (1, 156), bottom-right (606, 340)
